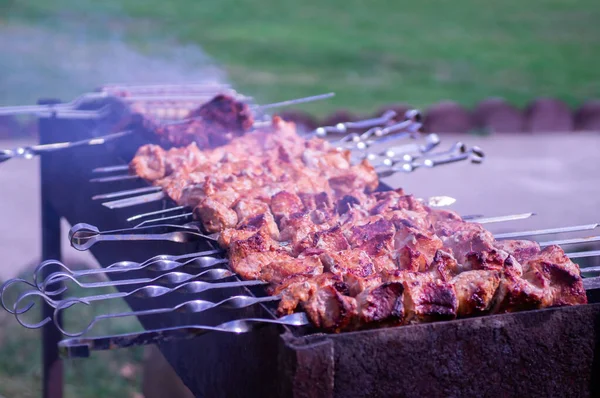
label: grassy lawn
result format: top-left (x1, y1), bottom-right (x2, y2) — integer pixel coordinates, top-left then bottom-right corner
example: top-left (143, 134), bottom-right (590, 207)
top-left (2, 0), bottom-right (600, 116)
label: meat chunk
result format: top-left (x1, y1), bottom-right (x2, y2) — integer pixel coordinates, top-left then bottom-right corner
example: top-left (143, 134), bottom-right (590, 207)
top-left (129, 144), bottom-right (166, 181)
top-left (217, 228), bottom-right (257, 249)
top-left (228, 233), bottom-right (288, 280)
top-left (328, 159), bottom-right (378, 195)
top-left (320, 249), bottom-right (377, 296)
top-left (451, 270), bottom-right (501, 316)
top-left (387, 272), bottom-right (458, 323)
top-left (234, 199), bottom-right (270, 223)
top-left (270, 191), bottom-right (305, 221)
top-left (347, 217), bottom-right (395, 256)
top-left (522, 245), bottom-right (587, 307)
top-left (260, 255), bottom-right (323, 284)
top-left (271, 272), bottom-right (347, 316)
top-left (492, 273), bottom-right (545, 313)
top-left (302, 285), bottom-right (358, 332)
top-left (194, 197), bottom-right (238, 233)
top-left (495, 240), bottom-right (541, 263)
top-left (436, 221), bottom-right (496, 264)
top-left (356, 282), bottom-right (405, 327)
top-left (394, 219), bottom-right (443, 271)
top-left (297, 225), bottom-right (350, 255)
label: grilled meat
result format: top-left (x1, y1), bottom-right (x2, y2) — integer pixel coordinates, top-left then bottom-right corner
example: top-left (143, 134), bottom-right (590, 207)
top-left (126, 112), bottom-right (587, 333)
top-left (152, 94), bottom-right (254, 148)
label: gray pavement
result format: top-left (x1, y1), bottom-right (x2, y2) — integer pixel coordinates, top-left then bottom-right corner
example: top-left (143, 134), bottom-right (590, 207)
top-left (0, 133), bottom-right (599, 281)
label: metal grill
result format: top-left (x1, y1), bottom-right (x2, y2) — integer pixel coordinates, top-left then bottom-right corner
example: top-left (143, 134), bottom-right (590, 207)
top-left (1, 85), bottom-right (599, 398)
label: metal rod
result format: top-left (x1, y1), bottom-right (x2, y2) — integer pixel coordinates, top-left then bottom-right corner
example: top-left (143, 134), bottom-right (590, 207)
top-left (470, 212), bottom-right (536, 225)
top-left (39, 101), bottom-right (64, 398)
top-left (90, 174), bottom-right (140, 183)
top-left (1, 130), bottom-right (133, 164)
top-left (54, 295), bottom-right (281, 337)
top-left (92, 186), bottom-right (162, 201)
top-left (68, 222), bottom-right (217, 251)
top-left (253, 92), bottom-right (335, 111)
top-left (33, 249), bottom-right (222, 288)
top-left (538, 235), bottom-right (600, 248)
top-left (92, 164), bottom-right (129, 174)
top-left (495, 223), bottom-right (600, 239)
top-left (57, 313), bottom-right (309, 358)
top-left (127, 206), bottom-right (187, 222)
top-left (567, 250), bottom-right (600, 259)
top-left (101, 192), bottom-right (165, 209)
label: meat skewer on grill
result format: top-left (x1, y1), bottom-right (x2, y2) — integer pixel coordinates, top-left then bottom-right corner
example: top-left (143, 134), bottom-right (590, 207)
top-left (0, 92), bottom-right (334, 164)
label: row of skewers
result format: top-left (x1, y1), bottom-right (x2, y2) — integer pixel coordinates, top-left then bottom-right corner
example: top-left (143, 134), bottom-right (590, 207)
top-left (1, 87), bottom-right (598, 358)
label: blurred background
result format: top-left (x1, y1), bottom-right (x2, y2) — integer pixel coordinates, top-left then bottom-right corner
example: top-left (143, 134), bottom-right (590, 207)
top-left (0, 0), bottom-right (599, 397)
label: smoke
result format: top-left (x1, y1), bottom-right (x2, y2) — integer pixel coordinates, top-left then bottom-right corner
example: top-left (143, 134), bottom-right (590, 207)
top-left (0, 6), bottom-right (229, 107)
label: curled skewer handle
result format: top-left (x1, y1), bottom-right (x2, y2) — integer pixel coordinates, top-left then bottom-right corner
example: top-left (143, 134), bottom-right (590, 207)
top-left (58, 312), bottom-right (310, 358)
top-left (13, 290), bottom-right (60, 329)
top-left (1, 278), bottom-right (39, 314)
top-left (69, 222), bottom-right (214, 251)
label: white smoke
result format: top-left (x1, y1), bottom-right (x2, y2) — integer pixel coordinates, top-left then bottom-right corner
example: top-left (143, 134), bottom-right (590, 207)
top-left (0, 11), bottom-right (228, 106)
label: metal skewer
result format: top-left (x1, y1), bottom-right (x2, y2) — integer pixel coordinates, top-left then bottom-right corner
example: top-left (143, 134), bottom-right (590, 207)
top-left (11, 278), bottom-right (268, 330)
top-left (0, 130), bottom-right (133, 164)
top-left (495, 223), bottom-right (600, 239)
top-left (32, 249), bottom-right (224, 290)
top-left (538, 235), bottom-right (600, 248)
top-left (43, 268), bottom-right (235, 294)
top-left (54, 295), bottom-right (281, 337)
top-left (58, 312), bottom-right (309, 358)
top-left (68, 222), bottom-right (218, 251)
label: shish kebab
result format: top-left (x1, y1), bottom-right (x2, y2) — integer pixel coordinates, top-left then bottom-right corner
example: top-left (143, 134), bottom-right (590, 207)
top-left (0, 92), bottom-right (335, 164)
top-left (15, 115), bottom-right (586, 336)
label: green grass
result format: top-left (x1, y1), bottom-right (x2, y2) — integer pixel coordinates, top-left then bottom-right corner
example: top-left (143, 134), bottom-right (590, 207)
top-left (0, 269), bottom-right (143, 398)
top-left (2, 0), bottom-right (600, 116)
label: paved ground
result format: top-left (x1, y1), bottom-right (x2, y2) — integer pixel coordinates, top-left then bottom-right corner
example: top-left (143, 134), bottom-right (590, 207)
top-left (0, 132), bottom-right (599, 281)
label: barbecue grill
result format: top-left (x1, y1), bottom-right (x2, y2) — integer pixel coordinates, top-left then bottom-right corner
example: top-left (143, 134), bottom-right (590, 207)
top-left (1, 85), bottom-right (599, 398)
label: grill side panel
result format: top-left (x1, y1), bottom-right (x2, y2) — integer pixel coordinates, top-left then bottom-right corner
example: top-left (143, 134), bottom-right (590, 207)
top-left (280, 303), bottom-right (600, 398)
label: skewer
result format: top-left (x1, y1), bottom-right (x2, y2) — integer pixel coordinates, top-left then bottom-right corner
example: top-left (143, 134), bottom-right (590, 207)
top-left (53, 295), bottom-right (282, 337)
top-left (154, 93), bottom-right (336, 127)
top-left (39, 257), bottom-right (229, 296)
top-left (89, 174), bottom-right (140, 183)
top-left (11, 279), bottom-right (268, 330)
top-left (495, 223), bottom-right (600, 239)
top-left (127, 206), bottom-right (188, 222)
top-left (92, 164), bottom-right (129, 174)
top-left (538, 235), bottom-right (600, 248)
top-left (468, 212), bottom-right (536, 225)
top-left (0, 86), bottom-right (241, 117)
top-left (31, 249), bottom-right (224, 290)
top-left (131, 196), bottom-right (458, 228)
top-left (0, 130), bottom-right (133, 164)
top-left (377, 146), bottom-right (484, 177)
top-left (101, 192), bottom-right (166, 208)
top-left (119, 194), bottom-right (458, 226)
top-left (43, 268), bottom-right (235, 294)
top-left (92, 186), bottom-right (162, 200)
top-left (58, 312), bottom-right (309, 358)
top-left (68, 222), bottom-right (218, 251)
top-left (567, 250), bottom-right (600, 260)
